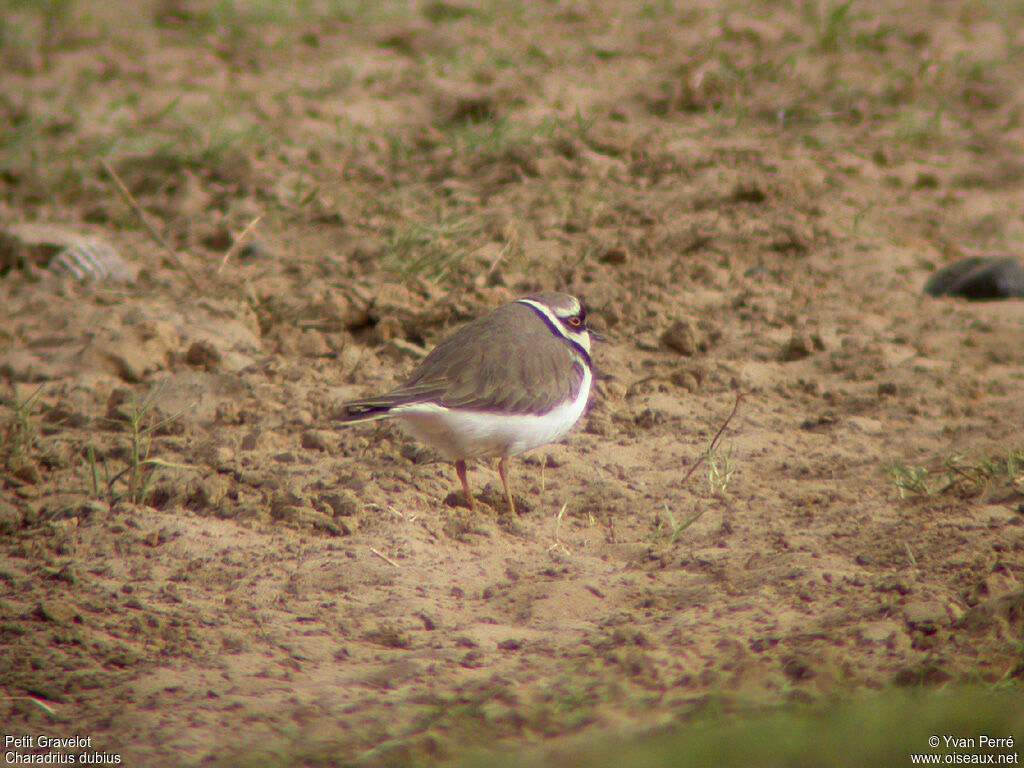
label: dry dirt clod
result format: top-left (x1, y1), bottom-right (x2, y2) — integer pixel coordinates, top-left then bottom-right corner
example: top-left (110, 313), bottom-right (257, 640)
top-left (364, 624), bottom-right (412, 649)
top-left (670, 362), bottom-right (706, 391)
top-left (187, 474), bottom-right (231, 511)
top-left (857, 620), bottom-right (902, 645)
top-left (35, 600), bottom-right (78, 625)
top-left (318, 490), bottom-right (362, 518)
top-left (598, 246), bottom-right (629, 265)
top-left (185, 340), bottom-right (222, 370)
top-left (6, 455), bottom-right (42, 485)
top-left (903, 600), bottom-right (949, 630)
top-left (296, 329), bottom-right (331, 357)
top-left (660, 318), bottom-right (705, 356)
top-left (300, 429), bottom-right (338, 452)
top-left (270, 489), bottom-right (348, 535)
top-left (0, 499), bottom-right (26, 533)
top-left (779, 331), bottom-right (822, 362)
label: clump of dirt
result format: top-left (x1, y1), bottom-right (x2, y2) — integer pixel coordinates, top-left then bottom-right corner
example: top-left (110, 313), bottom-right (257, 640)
top-left (1, 0), bottom-right (1023, 765)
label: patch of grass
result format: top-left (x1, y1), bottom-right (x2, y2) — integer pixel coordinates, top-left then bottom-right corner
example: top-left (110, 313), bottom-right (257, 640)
top-left (943, 450), bottom-right (1024, 497)
top-left (382, 207), bottom-right (485, 282)
top-left (656, 503), bottom-right (708, 546)
top-left (439, 108), bottom-right (599, 172)
top-left (445, 114), bottom-right (549, 161)
top-left (485, 686), bottom-right (1024, 768)
top-left (851, 21), bottom-right (898, 53)
top-left (706, 442), bottom-right (735, 497)
top-left (844, 199), bottom-right (876, 236)
top-left (893, 103), bottom-right (947, 146)
top-left (531, 674), bottom-right (622, 733)
top-left (150, 0), bottom-right (416, 38)
top-left (0, 0), bottom-right (76, 65)
top-left (113, 116), bottom-right (266, 179)
top-left (548, 502), bottom-right (570, 556)
top-left (0, 694), bottom-right (58, 717)
top-left (888, 449), bottom-right (1024, 499)
top-left (0, 385), bottom-right (43, 462)
top-left (100, 385), bottom-right (186, 505)
top-left (210, 685), bottom-right (1024, 768)
top-left (654, 398), bottom-right (742, 544)
top-left (817, 0), bottom-right (853, 52)
top-left (889, 461), bottom-right (932, 498)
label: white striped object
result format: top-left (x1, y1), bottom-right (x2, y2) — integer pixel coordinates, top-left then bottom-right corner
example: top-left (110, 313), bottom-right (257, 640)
top-left (47, 241), bottom-right (134, 283)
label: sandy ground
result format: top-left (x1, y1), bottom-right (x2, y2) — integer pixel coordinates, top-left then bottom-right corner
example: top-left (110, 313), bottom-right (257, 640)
top-left (1, 0), bottom-right (1023, 765)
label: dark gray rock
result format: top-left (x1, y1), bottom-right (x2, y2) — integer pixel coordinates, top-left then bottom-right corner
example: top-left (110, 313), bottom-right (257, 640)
top-left (924, 256), bottom-right (1024, 300)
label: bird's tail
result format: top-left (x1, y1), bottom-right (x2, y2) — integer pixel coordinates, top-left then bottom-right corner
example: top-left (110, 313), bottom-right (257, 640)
top-left (335, 398), bottom-right (398, 424)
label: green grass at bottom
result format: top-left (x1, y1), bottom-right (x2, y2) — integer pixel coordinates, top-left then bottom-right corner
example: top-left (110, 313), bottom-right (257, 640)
top-left (479, 686), bottom-right (1024, 768)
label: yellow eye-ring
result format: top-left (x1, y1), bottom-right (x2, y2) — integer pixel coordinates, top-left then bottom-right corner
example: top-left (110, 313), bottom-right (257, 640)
top-left (567, 316), bottom-right (583, 327)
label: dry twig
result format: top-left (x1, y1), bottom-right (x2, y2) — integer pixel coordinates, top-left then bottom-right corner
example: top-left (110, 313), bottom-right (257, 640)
top-left (370, 547), bottom-right (400, 567)
top-left (217, 215), bottom-right (261, 273)
top-left (99, 157), bottom-right (200, 288)
top-left (680, 392), bottom-right (745, 488)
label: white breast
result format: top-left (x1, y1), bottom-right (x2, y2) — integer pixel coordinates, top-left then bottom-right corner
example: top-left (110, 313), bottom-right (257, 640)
top-left (390, 366), bottom-right (592, 461)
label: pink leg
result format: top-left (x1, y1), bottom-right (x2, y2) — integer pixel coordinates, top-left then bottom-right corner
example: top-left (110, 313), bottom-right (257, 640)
top-left (498, 457), bottom-right (516, 515)
top-left (455, 460), bottom-right (474, 512)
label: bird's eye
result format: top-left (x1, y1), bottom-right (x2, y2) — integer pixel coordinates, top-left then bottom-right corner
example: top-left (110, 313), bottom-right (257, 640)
top-left (567, 316), bottom-right (583, 327)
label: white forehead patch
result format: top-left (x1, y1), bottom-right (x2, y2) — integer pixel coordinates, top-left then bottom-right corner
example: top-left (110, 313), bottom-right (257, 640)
top-left (521, 292), bottom-right (580, 318)
top-left (555, 295), bottom-right (581, 318)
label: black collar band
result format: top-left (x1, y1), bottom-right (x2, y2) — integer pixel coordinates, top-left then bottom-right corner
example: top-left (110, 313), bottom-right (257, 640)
top-left (519, 302), bottom-right (593, 370)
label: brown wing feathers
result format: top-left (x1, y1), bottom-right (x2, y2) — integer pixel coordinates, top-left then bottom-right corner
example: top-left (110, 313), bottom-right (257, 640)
top-left (338, 301), bottom-right (585, 421)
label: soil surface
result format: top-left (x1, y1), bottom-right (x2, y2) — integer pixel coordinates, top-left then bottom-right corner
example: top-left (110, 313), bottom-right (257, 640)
top-left (1, 0), bottom-right (1023, 765)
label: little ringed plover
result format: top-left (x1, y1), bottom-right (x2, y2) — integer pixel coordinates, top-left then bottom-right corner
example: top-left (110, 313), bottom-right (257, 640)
top-left (337, 292), bottom-right (596, 514)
